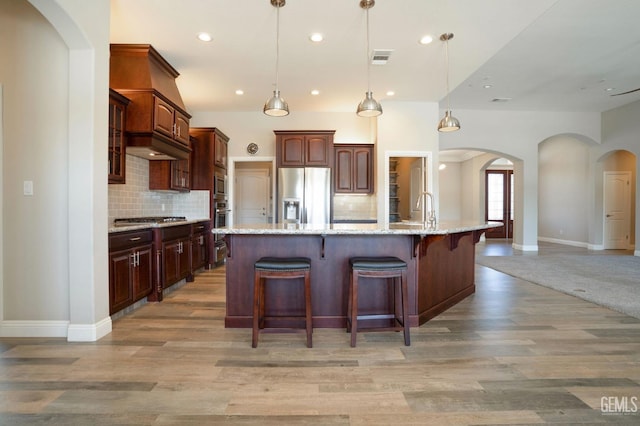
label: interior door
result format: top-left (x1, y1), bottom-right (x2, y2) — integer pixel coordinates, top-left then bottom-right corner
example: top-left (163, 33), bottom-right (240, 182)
top-left (235, 169), bottom-right (270, 225)
top-left (603, 171), bottom-right (631, 249)
top-left (485, 169), bottom-right (514, 238)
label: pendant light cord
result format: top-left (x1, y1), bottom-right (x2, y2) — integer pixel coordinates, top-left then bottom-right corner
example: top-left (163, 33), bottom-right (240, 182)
top-left (445, 37), bottom-right (450, 112)
top-left (365, 7), bottom-right (371, 92)
top-left (275, 4), bottom-right (281, 91)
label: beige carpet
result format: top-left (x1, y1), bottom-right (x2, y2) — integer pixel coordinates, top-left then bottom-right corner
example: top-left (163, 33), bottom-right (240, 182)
top-left (476, 253), bottom-right (640, 319)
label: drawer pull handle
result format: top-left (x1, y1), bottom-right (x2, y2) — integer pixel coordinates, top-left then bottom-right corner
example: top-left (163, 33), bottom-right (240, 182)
top-left (129, 237), bottom-right (142, 241)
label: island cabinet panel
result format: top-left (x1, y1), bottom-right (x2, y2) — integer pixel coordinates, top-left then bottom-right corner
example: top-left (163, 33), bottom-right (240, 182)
top-left (191, 221), bottom-right (209, 271)
top-left (223, 234), bottom-right (417, 328)
top-left (222, 226), bottom-right (490, 329)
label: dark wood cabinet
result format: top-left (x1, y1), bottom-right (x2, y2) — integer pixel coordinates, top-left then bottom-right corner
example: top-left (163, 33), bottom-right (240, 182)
top-left (110, 44), bottom-right (192, 160)
top-left (146, 224), bottom-right (193, 302)
top-left (334, 144), bottom-right (374, 193)
top-left (191, 221), bottom-right (209, 271)
top-left (108, 89), bottom-right (129, 184)
top-left (149, 156), bottom-right (190, 192)
top-left (190, 127), bottom-right (230, 190)
top-left (108, 229), bottom-right (153, 314)
top-left (275, 130), bottom-right (335, 168)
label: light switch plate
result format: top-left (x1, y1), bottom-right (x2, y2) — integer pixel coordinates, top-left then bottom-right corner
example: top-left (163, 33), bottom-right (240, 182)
top-left (23, 180), bottom-right (33, 196)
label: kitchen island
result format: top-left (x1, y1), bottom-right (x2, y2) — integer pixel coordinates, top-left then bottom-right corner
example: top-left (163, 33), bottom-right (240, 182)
top-left (216, 221), bottom-right (499, 328)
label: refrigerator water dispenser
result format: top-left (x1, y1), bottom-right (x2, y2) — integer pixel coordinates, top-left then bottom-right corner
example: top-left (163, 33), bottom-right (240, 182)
top-left (283, 198), bottom-right (301, 223)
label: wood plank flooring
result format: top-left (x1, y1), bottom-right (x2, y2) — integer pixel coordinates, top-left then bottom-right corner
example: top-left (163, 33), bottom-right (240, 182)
top-left (1, 241), bottom-right (639, 425)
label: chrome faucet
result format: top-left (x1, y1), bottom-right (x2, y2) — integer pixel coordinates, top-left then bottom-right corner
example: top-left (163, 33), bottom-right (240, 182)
top-left (415, 191), bottom-right (437, 228)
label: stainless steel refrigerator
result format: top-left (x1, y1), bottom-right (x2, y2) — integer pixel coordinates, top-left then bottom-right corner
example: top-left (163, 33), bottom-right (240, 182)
top-left (278, 168), bottom-right (331, 224)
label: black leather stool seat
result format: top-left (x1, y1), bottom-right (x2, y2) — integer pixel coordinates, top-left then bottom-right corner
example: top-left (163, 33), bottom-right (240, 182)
top-left (255, 257), bottom-right (312, 271)
top-left (347, 256), bottom-right (410, 347)
top-left (253, 257), bottom-right (312, 348)
top-left (350, 256), bottom-right (407, 271)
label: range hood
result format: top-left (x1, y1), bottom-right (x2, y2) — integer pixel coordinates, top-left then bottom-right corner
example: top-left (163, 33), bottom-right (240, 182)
top-left (110, 44), bottom-right (191, 160)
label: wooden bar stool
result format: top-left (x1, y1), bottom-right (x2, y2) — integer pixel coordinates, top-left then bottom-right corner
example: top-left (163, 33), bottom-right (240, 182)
top-left (253, 257), bottom-right (312, 348)
top-left (347, 256), bottom-right (410, 347)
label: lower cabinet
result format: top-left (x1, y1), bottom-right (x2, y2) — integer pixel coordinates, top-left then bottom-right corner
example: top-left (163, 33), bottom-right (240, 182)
top-left (157, 224), bottom-right (192, 291)
top-left (191, 221), bottom-right (209, 271)
top-left (109, 221), bottom-right (210, 313)
top-left (109, 230), bottom-right (153, 315)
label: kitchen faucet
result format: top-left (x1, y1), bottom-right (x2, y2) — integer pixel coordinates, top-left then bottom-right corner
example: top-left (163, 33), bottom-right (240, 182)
top-left (415, 191), bottom-right (437, 228)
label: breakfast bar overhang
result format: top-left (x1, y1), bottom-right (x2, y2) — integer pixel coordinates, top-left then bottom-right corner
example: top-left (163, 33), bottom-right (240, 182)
top-left (216, 222), bottom-right (500, 328)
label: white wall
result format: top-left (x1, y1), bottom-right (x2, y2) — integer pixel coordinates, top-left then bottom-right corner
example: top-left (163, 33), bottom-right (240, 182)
top-left (1, 0), bottom-right (70, 322)
top-left (438, 162), bottom-right (462, 221)
top-left (440, 108), bottom-right (601, 250)
top-left (1, 0), bottom-right (111, 339)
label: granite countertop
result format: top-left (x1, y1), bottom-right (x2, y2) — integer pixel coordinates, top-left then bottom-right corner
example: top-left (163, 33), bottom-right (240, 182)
top-left (108, 218), bottom-right (210, 234)
top-left (213, 221), bottom-right (501, 236)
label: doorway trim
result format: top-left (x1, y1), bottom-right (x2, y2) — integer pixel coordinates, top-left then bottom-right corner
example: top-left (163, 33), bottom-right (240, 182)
top-left (228, 156), bottom-right (276, 226)
top-left (603, 171), bottom-right (632, 249)
top-left (383, 150), bottom-right (433, 225)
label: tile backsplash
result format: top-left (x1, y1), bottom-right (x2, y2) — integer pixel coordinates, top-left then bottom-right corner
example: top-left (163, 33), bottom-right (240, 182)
top-left (333, 194), bottom-right (377, 221)
top-left (108, 155), bottom-right (210, 224)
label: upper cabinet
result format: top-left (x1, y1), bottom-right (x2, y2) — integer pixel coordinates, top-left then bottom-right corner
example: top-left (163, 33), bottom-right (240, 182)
top-left (190, 127), bottom-right (230, 192)
top-left (334, 144), bottom-right (374, 194)
top-left (109, 44), bottom-right (191, 160)
top-left (275, 130), bottom-right (335, 168)
top-left (108, 89), bottom-right (130, 184)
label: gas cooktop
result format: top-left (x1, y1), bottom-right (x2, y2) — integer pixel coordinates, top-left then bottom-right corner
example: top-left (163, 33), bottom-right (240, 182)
top-left (113, 216), bottom-right (187, 226)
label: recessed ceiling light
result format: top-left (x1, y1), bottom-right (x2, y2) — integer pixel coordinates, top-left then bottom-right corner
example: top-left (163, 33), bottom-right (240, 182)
top-left (309, 33), bottom-right (324, 42)
top-left (310, 89), bottom-right (320, 96)
top-left (235, 89), bottom-right (244, 95)
top-left (419, 35), bottom-right (433, 45)
top-left (386, 91), bottom-right (395, 97)
top-left (483, 84), bottom-right (492, 89)
top-left (197, 32), bottom-right (212, 42)
top-left (605, 87), bottom-right (615, 92)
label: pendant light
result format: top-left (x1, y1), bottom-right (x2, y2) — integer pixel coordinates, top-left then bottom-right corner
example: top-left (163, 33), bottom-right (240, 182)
top-left (263, 0), bottom-right (289, 116)
top-left (438, 33), bottom-right (460, 132)
top-left (356, 0), bottom-right (383, 117)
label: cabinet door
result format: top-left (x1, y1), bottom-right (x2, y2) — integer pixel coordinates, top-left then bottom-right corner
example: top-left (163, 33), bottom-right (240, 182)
top-left (178, 237), bottom-right (191, 279)
top-left (214, 134), bottom-right (228, 169)
top-left (280, 135), bottom-right (305, 167)
top-left (171, 159), bottom-right (190, 190)
top-left (334, 147), bottom-right (354, 192)
top-left (353, 146), bottom-right (373, 193)
top-left (305, 135), bottom-right (331, 167)
top-left (108, 94), bottom-right (127, 184)
top-left (153, 97), bottom-right (175, 139)
top-left (174, 110), bottom-right (190, 145)
top-left (163, 240), bottom-right (181, 287)
top-left (109, 249), bottom-right (133, 314)
top-left (132, 245), bottom-right (153, 301)
top-left (192, 233), bottom-right (207, 270)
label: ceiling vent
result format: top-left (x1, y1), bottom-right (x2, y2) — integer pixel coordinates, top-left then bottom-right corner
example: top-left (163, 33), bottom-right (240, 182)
top-left (491, 97), bottom-right (512, 102)
top-left (371, 49), bottom-right (393, 65)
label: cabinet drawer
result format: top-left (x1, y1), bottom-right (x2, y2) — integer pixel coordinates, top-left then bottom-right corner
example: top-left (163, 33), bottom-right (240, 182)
top-left (157, 224), bottom-right (191, 241)
top-left (109, 229), bottom-right (153, 251)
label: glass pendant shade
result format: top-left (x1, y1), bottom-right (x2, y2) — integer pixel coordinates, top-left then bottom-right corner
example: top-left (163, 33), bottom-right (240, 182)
top-left (264, 89), bottom-right (289, 116)
top-left (357, 91), bottom-right (383, 117)
top-left (438, 110), bottom-right (460, 132)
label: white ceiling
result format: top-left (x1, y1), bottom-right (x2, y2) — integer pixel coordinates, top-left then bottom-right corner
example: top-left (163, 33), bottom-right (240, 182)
top-left (110, 0), bottom-right (640, 115)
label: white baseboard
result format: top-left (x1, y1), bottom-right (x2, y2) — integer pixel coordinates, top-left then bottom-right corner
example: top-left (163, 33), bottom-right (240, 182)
top-left (588, 243), bottom-right (605, 250)
top-left (1, 316), bottom-right (112, 342)
top-left (67, 316), bottom-right (112, 342)
top-left (512, 243), bottom-right (538, 251)
top-left (539, 236), bottom-right (589, 248)
top-left (0, 320), bottom-right (69, 338)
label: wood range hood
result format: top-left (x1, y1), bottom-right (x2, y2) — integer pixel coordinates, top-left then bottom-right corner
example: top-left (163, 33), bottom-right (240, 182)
top-left (110, 44), bottom-right (191, 160)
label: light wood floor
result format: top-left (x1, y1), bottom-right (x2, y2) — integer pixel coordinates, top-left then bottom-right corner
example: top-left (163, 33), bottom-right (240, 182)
top-left (1, 241), bottom-right (639, 425)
